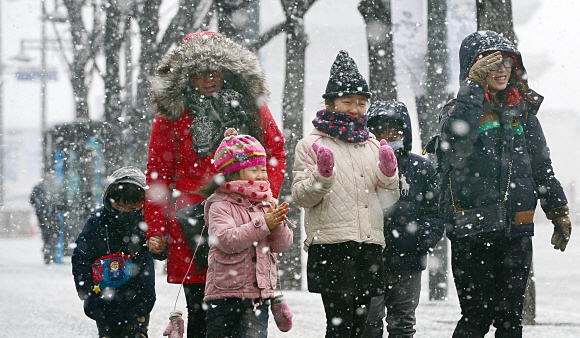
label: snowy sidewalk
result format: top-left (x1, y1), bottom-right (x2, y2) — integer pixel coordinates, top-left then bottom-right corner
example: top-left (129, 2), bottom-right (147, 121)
top-left (0, 222), bottom-right (578, 337)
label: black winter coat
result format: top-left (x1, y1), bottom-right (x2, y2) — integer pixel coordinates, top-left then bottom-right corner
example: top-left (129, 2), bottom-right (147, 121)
top-left (29, 175), bottom-right (65, 229)
top-left (383, 153), bottom-right (444, 271)
top-left (440, 31), bottom-right (567, 239)
top-left (72, 207), bottom-right (156, 323)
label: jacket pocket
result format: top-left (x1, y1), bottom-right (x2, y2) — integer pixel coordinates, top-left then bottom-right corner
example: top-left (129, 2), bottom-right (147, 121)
top-left (212, 251), bottom-right (248, 290)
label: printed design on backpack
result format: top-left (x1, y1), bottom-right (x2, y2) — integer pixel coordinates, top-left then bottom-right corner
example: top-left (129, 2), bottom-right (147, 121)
top-left (91, 252), bottom-right (133, 292)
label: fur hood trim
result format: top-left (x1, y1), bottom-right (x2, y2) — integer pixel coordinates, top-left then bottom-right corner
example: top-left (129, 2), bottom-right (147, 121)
top-left (150, 33), bottom-right (270, 120)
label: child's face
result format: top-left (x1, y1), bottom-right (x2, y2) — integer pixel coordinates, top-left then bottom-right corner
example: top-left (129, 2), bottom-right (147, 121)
top-left (376, 124), bottom-right (404, 142)
top-left (238, 165), bottom-right (268, 181)
top-left (111, 200), bottom-right (144, 213)
top-left (190, 71), bottom-right (224, 97)
top-left (326, 94), bottom-right (368, 118)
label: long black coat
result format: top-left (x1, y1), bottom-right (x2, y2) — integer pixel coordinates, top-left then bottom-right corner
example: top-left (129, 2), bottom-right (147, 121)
top-left (72, 207), bottom-right (156, 323)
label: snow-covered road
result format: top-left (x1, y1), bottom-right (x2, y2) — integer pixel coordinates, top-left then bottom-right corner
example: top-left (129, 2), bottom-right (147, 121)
top-left (1, 221), bottom-right (578, 337)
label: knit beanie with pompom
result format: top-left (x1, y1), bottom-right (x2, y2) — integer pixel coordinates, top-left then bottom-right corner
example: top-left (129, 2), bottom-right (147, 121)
top-left (213, 134), bottom-right (266, 174)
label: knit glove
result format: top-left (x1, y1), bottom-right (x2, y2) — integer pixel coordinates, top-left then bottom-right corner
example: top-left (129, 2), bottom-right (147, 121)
top-left (378, 139), bottom-right (397, 177)
top-left (468, 51), bottom-right (503, 91)
top-left (272, 294), bottom-right (293, 332)
top-left (546, 205), bottom-right (572, 252)
top-left (312, 142), bottom-right (334, 178)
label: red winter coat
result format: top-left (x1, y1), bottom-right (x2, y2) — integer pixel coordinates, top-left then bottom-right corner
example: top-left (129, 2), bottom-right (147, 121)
top-left (145, 106), bottom-right (285, 284)
top-left (146, 32), bottom-right (287, 284)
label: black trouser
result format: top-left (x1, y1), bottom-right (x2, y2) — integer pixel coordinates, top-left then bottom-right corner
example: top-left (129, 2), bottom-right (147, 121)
top-left (321, 293), bottom-right (372, 338)
top-left (184, 283), bottom-right (207, 338)
top-left (451, 234), bottom-right (532, 338)
top-left (96, 314), bottom-right (149, 338)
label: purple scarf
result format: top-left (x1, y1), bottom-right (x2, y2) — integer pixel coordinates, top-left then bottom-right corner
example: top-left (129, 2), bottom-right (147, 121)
top-left (312, 109), bottom-right (370, 143)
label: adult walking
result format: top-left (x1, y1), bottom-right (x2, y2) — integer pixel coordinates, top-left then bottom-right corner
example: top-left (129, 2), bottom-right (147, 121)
top-left (30, 170), bottom-right (65, 264)
top-left (439, 30), bottom-right (572, 337)
top-left (145, 31), bottom-right (286, 338)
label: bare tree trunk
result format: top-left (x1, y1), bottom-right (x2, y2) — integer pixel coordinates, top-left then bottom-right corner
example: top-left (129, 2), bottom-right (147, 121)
top-left (417, 0), bottom-right (450, 301)
top-left (130, 0), bottom-right (163, 170)
top-left (61, 0), bottom-right (100, 120)
top-left (417, 0), bottom-right (449, 147)
top-left (477, 0), bottom-right (517, 45)
top-left (276, 0), bottom-right (318, 290)
top-left (358, 0), bottom-right (396, 101)
top-left (102, 0), bottom-right (125, 173)
top-left (279, 16), bottom-right (306, 290)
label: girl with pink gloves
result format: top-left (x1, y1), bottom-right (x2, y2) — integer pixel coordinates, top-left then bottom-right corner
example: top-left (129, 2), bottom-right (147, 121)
top-left (291, 50), bottom-right (400, 338)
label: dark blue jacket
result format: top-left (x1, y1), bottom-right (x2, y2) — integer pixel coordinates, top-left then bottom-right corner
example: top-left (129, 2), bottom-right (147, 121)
top-left (440, 31), bottom-right (567, 239)
top-left (72, 207), bottom-right (156, 322)
top-left (368, 101), bottom-right (445, 271)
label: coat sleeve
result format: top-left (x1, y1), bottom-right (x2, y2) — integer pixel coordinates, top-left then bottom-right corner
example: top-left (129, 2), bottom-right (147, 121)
top-left (291, 138), bottom-right (335, 208)
top-left (259, 105), bottom-right (286, 198)
top-left (145, 115), bottom-right (179, 238)
top-left (416, 161), bottom-right (445, 253)
top-left (525, 114), bottom-right (568, 212)
top-left (267, 222), bottom-right (294, 253)
top-left (207, 202), bottom-right (272, 255)
top-left (71, 216), bottom-right (98, 300)
top-left (441, 79), bottom-right (486, 170)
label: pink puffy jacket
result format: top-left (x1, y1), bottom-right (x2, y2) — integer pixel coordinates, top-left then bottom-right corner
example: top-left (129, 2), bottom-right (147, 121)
top-left (203, 191), bottom-right (294, 302)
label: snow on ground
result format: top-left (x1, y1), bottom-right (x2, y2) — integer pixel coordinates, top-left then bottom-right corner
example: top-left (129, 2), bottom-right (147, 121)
top-left (0, 221), bottom-right (579, 337)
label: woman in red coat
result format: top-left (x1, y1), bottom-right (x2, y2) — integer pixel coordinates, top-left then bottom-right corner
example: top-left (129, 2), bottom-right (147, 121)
top-left (145, 31), bottom-right (286, 338)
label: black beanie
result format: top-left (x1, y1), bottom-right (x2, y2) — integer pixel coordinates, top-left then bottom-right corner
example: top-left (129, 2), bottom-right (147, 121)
top-left (322, 50), bottom-right (371, 99)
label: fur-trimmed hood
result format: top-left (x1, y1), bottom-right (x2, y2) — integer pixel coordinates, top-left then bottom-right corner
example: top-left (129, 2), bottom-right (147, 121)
top-left (150, 32), bottom-right (270, 120)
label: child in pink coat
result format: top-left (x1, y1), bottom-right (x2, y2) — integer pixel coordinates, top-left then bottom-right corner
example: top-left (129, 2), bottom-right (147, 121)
top-left (197, 132), bottom-right (294, 338)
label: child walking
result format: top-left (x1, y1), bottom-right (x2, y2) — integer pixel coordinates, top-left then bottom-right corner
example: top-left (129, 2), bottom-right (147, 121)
top-left (291, 50), bottom-right (400, 337)
top-left (198, 132), bottom-right (294, 338)
top-left (363, 100), bottom-right (445, 338)
top-left (72, 166), bottom-right (159, 338)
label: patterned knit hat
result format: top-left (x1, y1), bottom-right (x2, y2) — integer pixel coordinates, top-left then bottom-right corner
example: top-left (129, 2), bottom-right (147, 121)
top-left (213, 134), bottom-right (267, 174)
top-left (323, 50), bottom-right (371, 99)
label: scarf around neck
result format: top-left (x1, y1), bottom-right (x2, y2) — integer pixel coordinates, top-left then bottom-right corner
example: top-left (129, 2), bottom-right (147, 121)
top-left (187, 87), bottom-right (250, 157)
top-left (312, 109), bottom-right (370, 142)
top-left (217, 180), bottom-right (272, 203)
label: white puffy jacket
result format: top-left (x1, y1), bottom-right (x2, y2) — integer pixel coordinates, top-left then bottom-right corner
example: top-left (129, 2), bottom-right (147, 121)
top-left (291, 129), bottom-right (400, 251)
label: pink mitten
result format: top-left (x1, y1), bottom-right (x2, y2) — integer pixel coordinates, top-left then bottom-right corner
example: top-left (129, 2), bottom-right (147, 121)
top-left (312, 142), bottom-right (334, 178)
top-left (163, 311), bottom-right (184, 338)
top-left (272, 294), bottom-right (293, 332)
top-left (378, 139), bottom-right (397, 177)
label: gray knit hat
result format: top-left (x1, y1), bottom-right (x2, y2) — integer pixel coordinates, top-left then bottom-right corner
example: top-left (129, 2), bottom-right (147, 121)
top-left (102, 166), bottom-right (146, 211)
